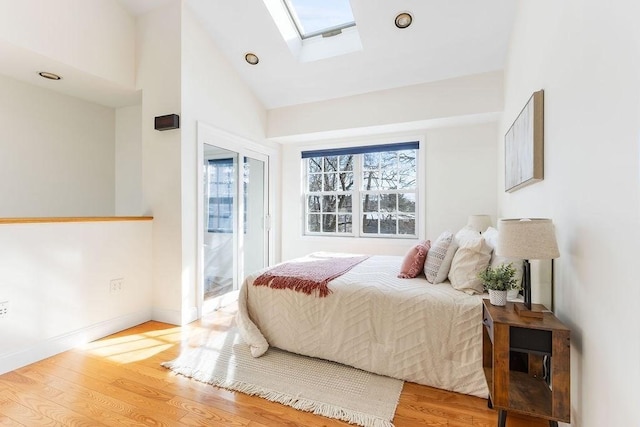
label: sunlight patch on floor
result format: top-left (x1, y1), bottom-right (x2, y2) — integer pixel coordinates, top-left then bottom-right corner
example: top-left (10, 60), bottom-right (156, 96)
top-left (81, 328), bottom-right (182, 363)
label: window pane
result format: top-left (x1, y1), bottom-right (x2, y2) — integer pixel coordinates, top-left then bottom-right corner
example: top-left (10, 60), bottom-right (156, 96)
top-left (339, 155), bottom-right (353, 171)
top-left (399, 193), bottom-right (415, 213)
top-left (380, 167), bottom-right (397, 190)
top-left (337, 194), bottom-right (352, 212)
top-left (399, 215), bottom-right (415, 235)
top-left (397, 150), bottom-right (417, 189)
top-left (380, 194), bottom-right (397, 212)
top-left (308, 195), bottom-right (321, 213)
top-left (322, 214), bottom-right (336, 232)
top-left (286, 0), bottom-right (355, 38)
top-left (380, 215), bottom-right (397, 234)
top-left (380, 151), bottom-right (397, 169)
top-left (362, 194), bottom-right (378, 212)
top-left (308, 214), bottom-right (320, 232)
top-left (323, 173), bottom-right (337, 191)
top-left (362, 170), bottom-right (379, 190)
top-left (308, 157), bottom-right (322, 173)
top-left (362, 213), bottom-right (379, 234)
top-left (324, 156), bottom-right (338, 172)
top-left (337, 214), bottom-right (352, 233)
top-left (363, 152), bottom-right (379, 170)
top-left (308, 174), bottom-right (322, 191)
top-left (207, 159), bottom-right (235, 233)
top-left (338, 172), bottom-right (353, 190)
top-left (322, 195), bottom-right (336, 213)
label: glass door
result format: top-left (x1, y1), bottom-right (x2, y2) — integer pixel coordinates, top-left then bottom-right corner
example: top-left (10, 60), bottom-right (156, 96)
top-left (201, 143), bottom-right (269, 312)
top-left (202, 145), bottom-right (238, 302)
top-left (241, 156), bottom-right (267, 279)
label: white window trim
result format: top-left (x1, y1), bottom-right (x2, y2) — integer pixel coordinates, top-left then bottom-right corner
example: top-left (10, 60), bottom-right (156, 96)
top-left (300, 136), bottom-right (425, 240)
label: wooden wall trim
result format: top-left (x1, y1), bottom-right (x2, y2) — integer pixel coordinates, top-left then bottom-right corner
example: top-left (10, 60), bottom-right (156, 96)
top-left (0, 216), bottom-right (153, 225)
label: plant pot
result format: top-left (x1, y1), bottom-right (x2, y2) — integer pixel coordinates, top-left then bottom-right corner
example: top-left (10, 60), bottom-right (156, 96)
top-left (507, 289), bottom-right (520, 300)
top-left (489, 290), bottom-right (507, 306)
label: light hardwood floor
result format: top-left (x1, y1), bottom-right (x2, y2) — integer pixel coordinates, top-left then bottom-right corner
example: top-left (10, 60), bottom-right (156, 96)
top-left (0, 303), bottom-right (547, 426)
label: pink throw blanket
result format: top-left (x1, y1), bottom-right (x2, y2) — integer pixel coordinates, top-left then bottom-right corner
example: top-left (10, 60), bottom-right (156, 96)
top-left (253, 255), bottom-right (370, 297)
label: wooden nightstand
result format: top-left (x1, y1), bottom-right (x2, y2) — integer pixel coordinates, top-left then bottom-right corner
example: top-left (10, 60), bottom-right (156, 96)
top-left (482, 300), bottom-right (570, 427)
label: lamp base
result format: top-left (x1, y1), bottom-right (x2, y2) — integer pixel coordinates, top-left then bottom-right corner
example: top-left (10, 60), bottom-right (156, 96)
top-left (514, 302), bottom-right (544, 319)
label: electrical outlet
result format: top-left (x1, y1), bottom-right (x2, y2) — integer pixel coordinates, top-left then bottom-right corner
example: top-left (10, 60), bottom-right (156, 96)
top-left (109, 278), bottom-right (124, 294)
top-left (0, 301), bottom-right (8, 319)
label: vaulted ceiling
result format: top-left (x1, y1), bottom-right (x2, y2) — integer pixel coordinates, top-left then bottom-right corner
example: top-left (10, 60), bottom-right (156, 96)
top-left (120, 0), bottom-right (518, 109)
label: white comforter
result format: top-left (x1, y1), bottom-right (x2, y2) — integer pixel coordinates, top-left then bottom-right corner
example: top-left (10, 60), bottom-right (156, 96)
top-left (236, 253), bottom-right (488, 398)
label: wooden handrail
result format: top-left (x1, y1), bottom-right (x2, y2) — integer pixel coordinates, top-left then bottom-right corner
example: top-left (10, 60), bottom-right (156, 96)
top-left (0, 216), bottom-right (153, 224)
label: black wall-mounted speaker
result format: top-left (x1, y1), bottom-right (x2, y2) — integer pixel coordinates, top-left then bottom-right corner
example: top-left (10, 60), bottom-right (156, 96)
top-left (154, 114), bottom-right (180, 131)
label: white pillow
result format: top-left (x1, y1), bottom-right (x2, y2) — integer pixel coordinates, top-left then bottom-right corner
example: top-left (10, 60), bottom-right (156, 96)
top-left (483, 226), bottom-right (524, 287)
top-left (455, 226), bottom-right (482, 246)
top-left (448, 237), bottom-right (492, 294)
top-left (424, 231), bottom-right (458, 283)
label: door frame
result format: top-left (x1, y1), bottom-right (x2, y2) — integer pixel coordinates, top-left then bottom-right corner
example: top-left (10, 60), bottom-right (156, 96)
top-left (196, 122), bottom-right (276, 317)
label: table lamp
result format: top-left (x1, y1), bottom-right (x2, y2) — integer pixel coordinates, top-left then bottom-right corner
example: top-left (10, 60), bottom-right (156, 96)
top-left (496, 218), bottom-right (559, 318)
top-left (467, 215), bottom-right (492, 234)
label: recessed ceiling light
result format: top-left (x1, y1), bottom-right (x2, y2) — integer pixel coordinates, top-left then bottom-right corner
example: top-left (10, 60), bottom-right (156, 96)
top-left (245, 53), bottom-right (259, 65)
top-left (395, 12), bottom-right (413, 29)
top-left (38, 71), bottom-right (62, 80)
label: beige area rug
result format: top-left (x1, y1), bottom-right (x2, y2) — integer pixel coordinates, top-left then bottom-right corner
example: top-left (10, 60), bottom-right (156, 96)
top-left (162, 328), bottom-right (403, 427)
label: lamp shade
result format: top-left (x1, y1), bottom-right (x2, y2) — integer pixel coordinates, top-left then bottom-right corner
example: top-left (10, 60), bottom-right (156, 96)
top-left (467, 215), bottom-right (492, 233)
top-left (496, 218), bottom-right (560, 259)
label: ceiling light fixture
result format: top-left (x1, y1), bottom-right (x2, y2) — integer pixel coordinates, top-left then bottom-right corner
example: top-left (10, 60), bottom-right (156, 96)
top-left (38, 71), bottom-right (62, 80)
top-left (394, 12), bottom-right (413, 29)
top-left (245, 53), bottom-right (259, 65)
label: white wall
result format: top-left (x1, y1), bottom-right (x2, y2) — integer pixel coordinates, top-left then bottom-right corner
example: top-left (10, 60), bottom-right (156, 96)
top-left (426, 122), bottom-right (498, 237)
top-left (0, 74), bottom-right (115, 216)
top-left (0, 0), bottom-right (135, 88)
top-left (181, 7), bottom-right (269, 142)
top-left (268, 71), bottom-right (503, 140)
top-left (115, 104), bottom-right (143, 215)
top-left (0, 219), bottom-right (153, 374)
top-left (280, 122), bottom-right (498, 261)
top-left (499, 1), bottom-right (640, 426)
top-left (136, 2), bottom-right (184, 325)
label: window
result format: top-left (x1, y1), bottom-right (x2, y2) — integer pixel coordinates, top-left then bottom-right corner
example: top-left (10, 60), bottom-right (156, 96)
top-left (284, 0), bottom-right (356, 39)
top-left (206, 159), bottom-right (235, 233)
top-left (302, 142), bottom-right (418, 237)
top-left (206, 158), bottom-right (249, 233)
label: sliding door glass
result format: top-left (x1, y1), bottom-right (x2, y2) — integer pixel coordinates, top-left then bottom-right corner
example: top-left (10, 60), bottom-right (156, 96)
top-left (203, 145), bottom-right (238, 300)
top-left (242, 156), bottom-right (266, 278)
top-left (202, 144), bottom-right (268, 310)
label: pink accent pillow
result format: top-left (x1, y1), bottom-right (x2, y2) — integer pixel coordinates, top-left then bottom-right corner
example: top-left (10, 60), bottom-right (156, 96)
top-left (398, 240), bottom-right (431, 278)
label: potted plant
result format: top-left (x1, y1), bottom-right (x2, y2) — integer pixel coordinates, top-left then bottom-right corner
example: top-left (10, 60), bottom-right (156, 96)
top-left (477, 263), bottom-right (517, 306)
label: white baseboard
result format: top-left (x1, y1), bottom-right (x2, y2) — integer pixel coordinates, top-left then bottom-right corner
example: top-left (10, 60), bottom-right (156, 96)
top-left (185, 305), bottom-right (198, 324)
top-left (151, 306), bottom-right (199, 326)
top-left (151, 307), bottom-right (182, 325)
top-left (0, 310), bottom-right (152, 375)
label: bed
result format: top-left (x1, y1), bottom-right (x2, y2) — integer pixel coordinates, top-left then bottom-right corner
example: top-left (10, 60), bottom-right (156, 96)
top-left (236, 252), bottom-right (488, 398)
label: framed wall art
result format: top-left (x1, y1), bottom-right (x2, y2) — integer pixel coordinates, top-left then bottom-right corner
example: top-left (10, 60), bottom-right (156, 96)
top-left (505, 89), bottom-right (544, 192)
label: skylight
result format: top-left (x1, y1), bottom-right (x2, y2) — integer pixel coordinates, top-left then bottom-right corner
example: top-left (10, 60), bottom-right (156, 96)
top-left (284, 0), bottom-right (356, 39)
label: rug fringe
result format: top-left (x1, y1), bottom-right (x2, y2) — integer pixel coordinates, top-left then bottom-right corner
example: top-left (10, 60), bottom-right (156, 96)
top-left (161, 362), bottom-right (395, 427)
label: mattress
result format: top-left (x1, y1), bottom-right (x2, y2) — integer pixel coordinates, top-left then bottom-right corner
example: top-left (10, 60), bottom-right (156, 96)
top-left (236, 253), bottom-right (488, 398)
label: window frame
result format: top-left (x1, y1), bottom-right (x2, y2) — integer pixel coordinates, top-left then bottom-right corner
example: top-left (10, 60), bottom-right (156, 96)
top-left (302, 141), bottom-right (421, 239)
top-left (283, 0), bottom-right (356, 40)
